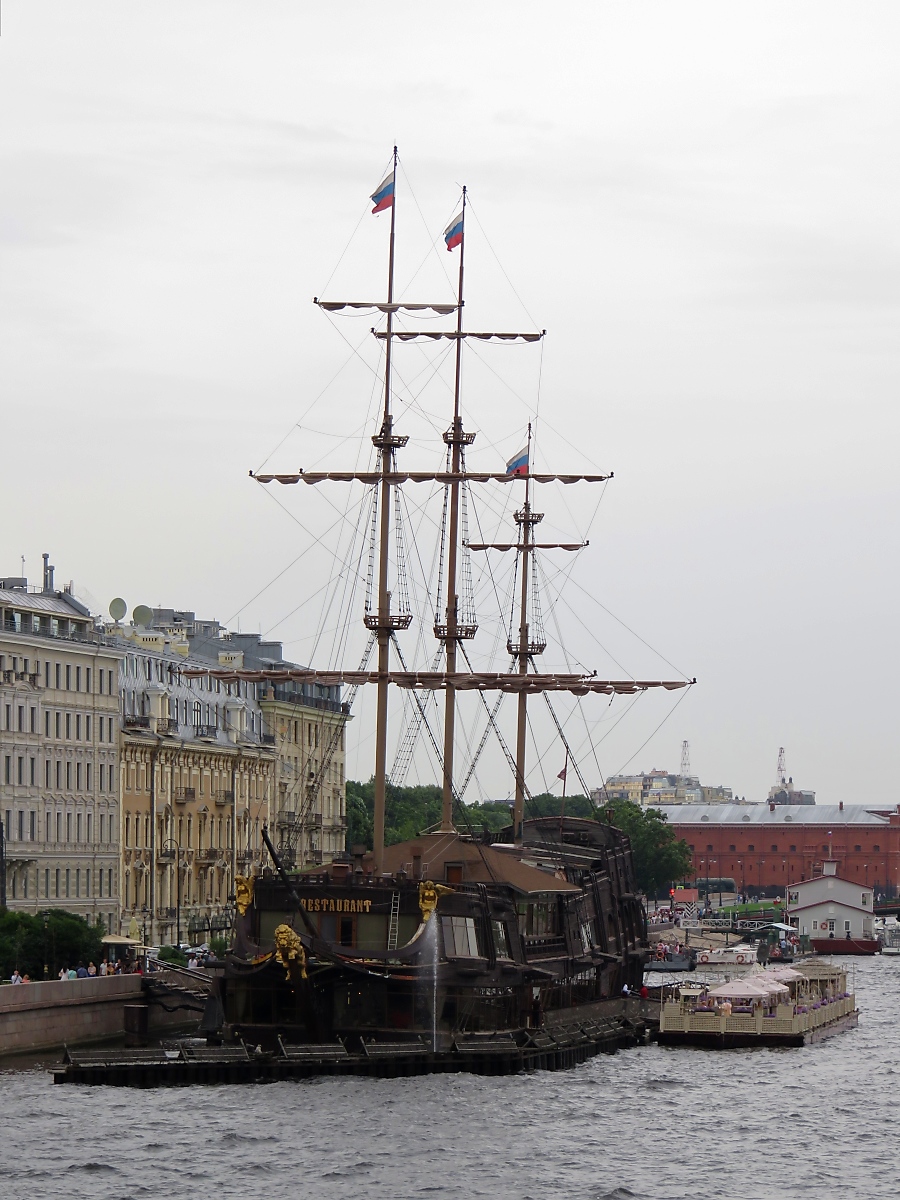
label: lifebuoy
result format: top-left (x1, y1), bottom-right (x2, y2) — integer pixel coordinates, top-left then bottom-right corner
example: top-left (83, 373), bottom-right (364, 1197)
top-left (736, 954), bottom-right (746, 964)
top-left (699, 953), bottom-right (710, 963)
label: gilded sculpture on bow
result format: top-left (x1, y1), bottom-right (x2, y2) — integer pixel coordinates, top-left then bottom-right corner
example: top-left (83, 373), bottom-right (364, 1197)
top-left (235, 875), bottom-right (255, 916)
top-left (274, 923), bottom-right (308, 981)
top-left (418, 880), bottom-right (452, 924)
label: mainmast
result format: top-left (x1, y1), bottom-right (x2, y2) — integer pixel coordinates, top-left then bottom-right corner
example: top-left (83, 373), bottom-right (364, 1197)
top-left (512, 424), bottom-right (541, 844)
top-left (438, 188), bottom-right (475, 833)
top-left (368, 146), bottom-right (410, 874)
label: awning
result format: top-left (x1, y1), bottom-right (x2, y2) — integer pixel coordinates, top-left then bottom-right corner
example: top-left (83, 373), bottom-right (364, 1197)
top-left (101, 934), bottom-right (142, 946)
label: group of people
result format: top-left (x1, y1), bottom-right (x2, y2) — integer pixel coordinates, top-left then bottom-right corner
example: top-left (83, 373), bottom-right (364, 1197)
top-left (8, 958), bottom-right (140, 984)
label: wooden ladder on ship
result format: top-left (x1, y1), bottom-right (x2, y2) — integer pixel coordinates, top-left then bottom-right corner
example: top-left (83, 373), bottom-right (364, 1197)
top-left (386, 890), bottom-right (401, 951)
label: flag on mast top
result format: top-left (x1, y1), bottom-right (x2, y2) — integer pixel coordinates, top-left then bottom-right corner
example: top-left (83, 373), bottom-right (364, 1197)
top-left (370, 173), bottom-right (395, 214)
top-left (444, 212), bottom-right (464, 251)
top-left (505, 446), bottom-right (529, 477)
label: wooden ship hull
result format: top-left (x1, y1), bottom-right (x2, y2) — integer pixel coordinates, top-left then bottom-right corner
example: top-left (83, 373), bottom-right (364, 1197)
top-left (207, 816), bottom-right (651, 1074)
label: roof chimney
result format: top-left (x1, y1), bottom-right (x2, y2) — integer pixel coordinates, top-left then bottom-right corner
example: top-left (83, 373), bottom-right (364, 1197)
top-left (769, 802), bottom-right (776, 812)
top-left (42, 553), bottom-right (54, 593)
top-left (839, 801), bottom-right (843, 811)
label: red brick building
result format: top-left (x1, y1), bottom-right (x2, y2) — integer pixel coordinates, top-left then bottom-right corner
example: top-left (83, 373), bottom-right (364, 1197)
top-left (657, 803), bottom-right (900, 899)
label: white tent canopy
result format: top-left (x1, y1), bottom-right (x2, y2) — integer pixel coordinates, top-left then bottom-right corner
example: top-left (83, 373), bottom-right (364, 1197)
top-left (707, 978), bottom-right (789, 999)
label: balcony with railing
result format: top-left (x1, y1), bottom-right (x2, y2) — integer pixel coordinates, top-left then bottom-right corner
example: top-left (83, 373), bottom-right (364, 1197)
top-left (174, 787), bottom-right (196, 804)
top-left (196, 847), bottom-right (219, 863)
top-left (276, 809), bottom-right (298, 828)
top-left (214, 789), bottom-right (235, 808)
top-left (157, 907), bottom-right (176, 921)
top-left (194, 724), bottom-right (219, 739)
top-left (157, 847), bottom-right (176, 862)
top-left (156, 717), bottom-right (179, 735)
top-left (124, 714), bottom-right (151, 729)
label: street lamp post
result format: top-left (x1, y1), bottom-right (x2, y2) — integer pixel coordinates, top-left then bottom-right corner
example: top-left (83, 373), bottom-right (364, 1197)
top-left (42, 911), bottom-right (49, 980)
top-left (738, 860), bottom-right (744, 904)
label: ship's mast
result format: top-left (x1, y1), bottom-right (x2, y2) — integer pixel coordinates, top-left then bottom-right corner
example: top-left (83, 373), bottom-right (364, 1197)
top-left (369, 146), bottom-right (408, 874)
top-left (439, 187), bottom-right (468, 833)
top-left (513, 423), bottom-right (538, 845)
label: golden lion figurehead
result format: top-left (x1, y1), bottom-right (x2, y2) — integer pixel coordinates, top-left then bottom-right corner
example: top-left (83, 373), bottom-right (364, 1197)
top-left (273, 923), bottom-right (307, 981)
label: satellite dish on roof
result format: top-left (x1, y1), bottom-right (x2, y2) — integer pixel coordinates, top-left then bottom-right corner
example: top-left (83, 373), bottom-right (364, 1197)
top-left (109, 597), bottom-right (127, 622)
top-left (133, 604), bottom-right (153, 627)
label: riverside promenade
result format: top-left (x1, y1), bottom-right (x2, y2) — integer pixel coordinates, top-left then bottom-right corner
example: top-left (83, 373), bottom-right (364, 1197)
top-left (0, 973), bottom-right (202, 1056)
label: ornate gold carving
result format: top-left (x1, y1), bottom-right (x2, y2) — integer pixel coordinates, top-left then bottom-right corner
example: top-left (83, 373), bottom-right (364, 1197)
top-left (418, 880), bottom-right (452, 924)
top-left (235, 875), bottom-right (254, 916)
top-left (274, 923), bottom-right (307, 981)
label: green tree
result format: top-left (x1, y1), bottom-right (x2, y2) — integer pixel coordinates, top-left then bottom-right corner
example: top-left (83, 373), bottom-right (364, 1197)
top-left (0, 910), bottom-right (104, 980)
top-left (604, 800), bottom-right (694, 896)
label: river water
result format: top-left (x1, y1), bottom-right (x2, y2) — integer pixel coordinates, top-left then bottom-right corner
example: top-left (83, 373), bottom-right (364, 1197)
top-left (1, 957), bottom-right (895, 1200)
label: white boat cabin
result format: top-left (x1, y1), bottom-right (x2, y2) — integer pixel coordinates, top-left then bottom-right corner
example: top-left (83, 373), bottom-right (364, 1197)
top-left (785, 861), bottom-right (874, 940)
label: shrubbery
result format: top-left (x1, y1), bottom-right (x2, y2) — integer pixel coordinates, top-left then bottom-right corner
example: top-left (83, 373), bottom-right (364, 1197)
top-left (0, 909), bottom-right (105, 980)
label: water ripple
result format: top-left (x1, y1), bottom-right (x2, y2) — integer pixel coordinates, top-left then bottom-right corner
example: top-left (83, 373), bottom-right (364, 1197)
top-left (0, 958), bottom-right (896, 1199)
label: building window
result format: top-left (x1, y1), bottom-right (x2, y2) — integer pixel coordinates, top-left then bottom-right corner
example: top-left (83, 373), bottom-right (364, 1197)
top-left (45, 711), bottom-right (50, 737)
top-left (85, 715), bottom-right (91, 742)
top-left (76, 762), bottom-right (82, 791)
top-left (99, 764), bottom-right (105, 792)
top-left (18, 705), bottom-right (24, 731)
top-left (108, 717), bottom-right (114, 742)
top-left (44, 868), bottom-right (49, 896)
top-left (17, 756), bottom-right (24, 785)
top-left (77, 812), bottom-right (82, 842)
top-left (30, 707), bottom-right (37, 733)
top-left (55, 868), bottom-right (60, 898)
top-left (3, 757), bottom-right (9, 784)
top-left (55, 711), bottom-right (61, 738)
top-left (75, 667), bottom-right (81, 692)
top-left (86, 763), bottom-right (92, 791)
top-left (748, 844), bottom-right (755, 852)
top-left (108, 670), bottom-right (113, 695)
top-left (854, 845), bottom-right (861, 852)
top-left (65, 868), bottom-right (70, 898)
top-left (30, 758), bottom-right (35, 785)
top-left (55, 663), bottom-right (61, 689)
top-left (75, 868), bottom-right (80, 897)
top-left (4, 705), bottom-right (9, 731)
top-left (45, 662), bottom-right (51, 688)
top-left (56, 812), bottom-right (62, 841)
top-left (728, 844), bottom-right (736, 852)
top-left (29, 811), bottom-right (35, 840)
top-left (76, 714), bottom-right (81, 740)
top-left (45, 812), bottom-right (50, 841)
top-left (100, 813), bottom-right (106, 843)
top-left (770, 844), bottom-right (778, 852)
top-left (56, 760), bottom-right (62, 788)
top-left (822, 845), bottom-right (829, 853)
top-left (790, 844), bottom-right (797, 852)
top-left (65, 713), bottom-right (71, 739)
top-left (85, 868), bottom-right (91, 897)
top-left (18, 811), bottom-right (24, 839)
top-left (874, 844), bottom-right (881, 852)
top-left (85, 667), bottom-right (91, 692)
top-left (66, 812), bottom-right (72, 841)
top-left (65, 665), bottom-right (71, 690)
top-left (45, 760), bottom-right (50, 788)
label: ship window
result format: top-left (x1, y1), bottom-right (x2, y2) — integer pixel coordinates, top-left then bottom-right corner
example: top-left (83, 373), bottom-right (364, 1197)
top-left (492, 920), bottom-right (510, 959)
top-left (580, 922), bottom-right (594, 954)
top-left (442, 915), bottom-right (479, 957)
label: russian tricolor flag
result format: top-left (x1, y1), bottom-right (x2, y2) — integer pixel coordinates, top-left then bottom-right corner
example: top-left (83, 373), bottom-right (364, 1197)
top-left (505, 447), bottom-right (529, 477)
top-left (370, 173), bottom-right (395, 214)
top-left (444, 212), bottom-right (464, 252)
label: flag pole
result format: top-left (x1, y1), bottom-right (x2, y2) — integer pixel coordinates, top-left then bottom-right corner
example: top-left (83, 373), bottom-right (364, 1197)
top-left (559, 749), bottom-right (568, 839)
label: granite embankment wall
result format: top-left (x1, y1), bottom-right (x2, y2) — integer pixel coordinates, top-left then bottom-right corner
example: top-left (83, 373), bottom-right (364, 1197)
top-left (0, 976), bottom-right (197, 1055)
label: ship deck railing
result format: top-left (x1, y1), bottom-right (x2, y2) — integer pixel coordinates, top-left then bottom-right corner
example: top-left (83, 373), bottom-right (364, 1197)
top-left (660, 994), bottom-right (856, 1036)
top-left (453, 1033), bottom-right (520, 1054)
top-left (362, 1037), bottom-right (429, 1058)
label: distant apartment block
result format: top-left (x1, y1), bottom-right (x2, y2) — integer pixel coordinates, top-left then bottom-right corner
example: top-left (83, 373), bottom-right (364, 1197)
top-left (593, 768), bottom-right (733, 808)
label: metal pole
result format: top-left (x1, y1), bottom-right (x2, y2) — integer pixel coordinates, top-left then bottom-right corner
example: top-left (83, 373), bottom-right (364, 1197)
top-left (440, 187), bottom-right (466, 834)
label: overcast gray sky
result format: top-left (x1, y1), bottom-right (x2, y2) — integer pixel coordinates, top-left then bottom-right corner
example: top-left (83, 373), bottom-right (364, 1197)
top-left (2, 2), bottom-right (898, 805)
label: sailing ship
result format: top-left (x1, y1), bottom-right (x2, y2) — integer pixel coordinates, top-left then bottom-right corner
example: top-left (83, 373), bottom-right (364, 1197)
top-left (195, 150), bottom-right (694, 1074)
